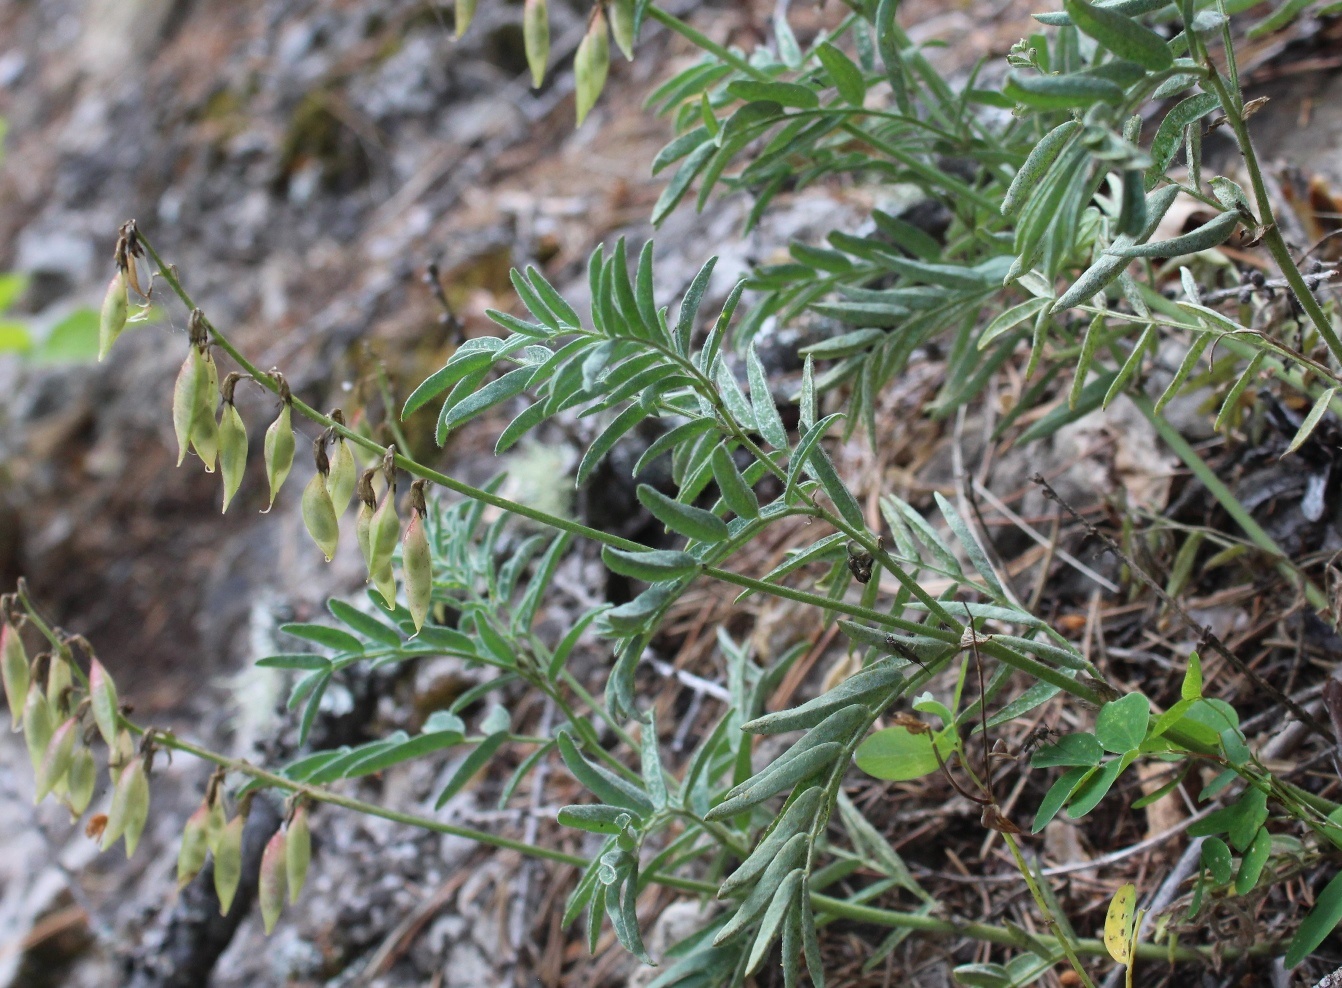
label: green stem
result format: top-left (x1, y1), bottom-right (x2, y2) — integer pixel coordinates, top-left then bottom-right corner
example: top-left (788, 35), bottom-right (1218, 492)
top-left (1003, 832), bottom-right (1097, 988)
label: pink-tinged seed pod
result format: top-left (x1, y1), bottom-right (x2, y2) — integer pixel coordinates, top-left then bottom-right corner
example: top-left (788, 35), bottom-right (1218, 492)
top-left (23, 684), bottom-right (54, 773)
top-left (103, 754), bottom-right (150, 856)
top-left (286, 805), bottom-right (311, 904)
top-left (66, 746), bottom-right (96, 817)
top-left (214, 813), bottom-right (245, 914)
top-left (1, 621), bottom-right (29, 729)
top-left (403, 482), bottom-right (432, 633)
top-left (263, 402), bottom-right (295, 512)
top-left (172, 347), bottom-right (210, 467)
top-left (177, 803), bottom-right (211, 889)
top-left (355, 470), bottom-right (377, 571)
top-left (98, 269), bottom-right (130, 362)
top-left (523, 0), bottom-right (550, 88)
top-left (259, 828), bottom-right (288, 934)
top-left (35, 717), bottom-right (78, 804)
top-left (218, 401), bottom-right (248, 513)
top-left (46, 655), bottom-right (72, 713)
top-left (327, 436), bottom-right (356, 516)
top-left (89, 659), bottom-right (119, 747)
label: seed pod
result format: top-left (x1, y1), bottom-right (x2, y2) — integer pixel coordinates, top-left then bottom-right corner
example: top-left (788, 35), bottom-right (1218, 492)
top-left (574, 6), bottom-right (610, 125)
top-left (368, 490), bottom-right (401, 589)
top-left (66, 746), bottom-right (97, 817)
top-left (214, 812), bottom-right (245, 914)
top-left (23, 683), bottom-right (54, 773)
top-left (326, 437), bottom-right (356, 516)
top-left (286, 804), bottom-right (311, 904)
top-left (35, 717), bottom-right (78, 803)
top-left (403, 482), bottom-right (432, 633)
top-left (2, 620), bottom-right (29, 729)
top-left (609, 0), bottom-right (636, 61)
top-left (109, 729), bottom-right (135, 782)
top-left (89, 659), bottom-right (119, 746)
top-left (46, 654), bottom-right (72, 712)
top-left (206, 795), bottom-right (227, 853)
top-left (302, 439), bottom-right (340, 561)
top-left (259, 829), bottom-right (288, 934)
top-left (173, 347), bottom-right (210, 466)
top-left (263, 396), bottom-right (295, 512)
top-left (103, 754), bottom-right (150, 857)
top-left (177, 803), bottom-right (211, 889)
top-left (454, 0), bottom-right (477, 38)
top-left (188, 349), bottom-right (221, 472)
top-left (355, 469), bottom-right (377, 569)
top-left (523, 0), bottom-right (550, 87)
top-left (218, 398), bottom-right (248, 513)
top-left (98, 269), bottom-right (129, 362)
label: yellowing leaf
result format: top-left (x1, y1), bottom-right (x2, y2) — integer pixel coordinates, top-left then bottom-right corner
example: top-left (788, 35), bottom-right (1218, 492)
top-left (1104, 882), bottom-right (1136, 964)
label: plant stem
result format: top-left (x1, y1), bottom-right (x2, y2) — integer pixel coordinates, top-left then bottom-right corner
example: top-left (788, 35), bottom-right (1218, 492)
top-left (1002, 832), bottom-right (1097, 988)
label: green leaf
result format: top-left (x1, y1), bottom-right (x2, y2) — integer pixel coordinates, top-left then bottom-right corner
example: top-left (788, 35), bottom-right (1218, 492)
top-left (1286, 387), bottom-right (1339, 455)
top-left (577, 397), bottom-right (653, 486)
top-left (256, 653), bottom-right (331, 671)
top-left (557, 803), bottom-right (633, 835)
top-left (1148, 93), bottom-right (1220, 188)
top-left (434, 731), bottom-right (509, 808)
top-left (711, 445), bottom-right (760, 519)
top-left (0, 273), bottom-right (29, 313)
top-left (437, 365), bottom-right (533, 441)
top-left (35, 309), bottom-right (100, 364)
top-left (557, 731), bottom-right (654, 814)
top-left (327, 599), bottom-right (401, 647)
top-left (1201, 836), bottom-right (1233, 885)
top-left (1236, 826), bottom-right (1270, 894)
top-left (1005, 71), bottom-right (1124, 109)
top-left (979, 297), bottom-right (1051, 350)
top-left (854, 726), bottom-right (954, 782)
top-left (637, 483), bottom-right (730, 543)
top-left (1181, 651), bottom-right (1203, 701)
top-left (653, 140), bottom-right (715, 225)
top-left (747, 342), bottom-right (788, 449)
top-left (816, 43), bottom-right (866, 106)
top-left (281, 622), bottom-right (364, 654)
top-left (1065, 0), bottom-right (1172, 70)
top-left (675, 256), bottom-right (718, 355)
top-left (1095, 693), bottom-right (1149, 753)
top-left (1065, 757), bottom-right (1124, 818)
top-left (1032, 733), bottom-right (1103, 768)
top-left (1033, 766), bottom-right (1091, 832)
top-left (725, 80), bottom-right (819, 109)
top-left (601, 546), bottom-right (701, 582)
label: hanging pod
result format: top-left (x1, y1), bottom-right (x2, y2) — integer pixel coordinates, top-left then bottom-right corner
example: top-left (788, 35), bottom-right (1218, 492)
top-left (355, 468), bottom-right (378, 570)
top-left (177, 802), bottom-right (211, 889)
top-left (46, 655), bottom-right (72, 712)
top-left (35, 717), bottom-right (78, 803)
top-left (259, 829), bottom-right (288, 934)
top-left (574, 5), bottom-right (610, 125)
top-left (214, 809), bottom-right (246, 914)
top-left (103, 754), bottom-right (150, 857)
top-left (66, 746), bottom-right (96, 817)
top-left (218, 373), bottom-right (249, 513)
top-left (98, 268), bottom-right (129, 362)
top-left (403, 480), bottom-right (433, 633)
top-left (286, 803), bottom-right (311, 904)
top-left (301, 438), bottom-right (340, 561)
top-left (263, 374), bottom-right (296, 512)
top-left (190, 349), bottom-right (221, 472)
top-left (22, 682), bottom-right (54, 773)
top-left (523, 0), bottom-right (550, 87)
top-left (172, 311), bottom-right (213, 467)
top-left (367, 451), bottom-right (400, 606)
top-left (1, 620), bottom-right (29, 729)
top-left (89, 658), bottom-right (119, 747)
top-left (326, 416), bottom-right (356, 515)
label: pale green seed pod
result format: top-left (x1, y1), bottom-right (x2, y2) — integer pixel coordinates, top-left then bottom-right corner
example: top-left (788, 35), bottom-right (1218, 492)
top-left (66, 746), bottom-right (96, 817)
top-left (372, 564), bottom-right (397, 610)
top-left (302, 464), bottom-right (340, 563)
top-left (368, 490), bottom-right (400, 586)
top-left (35, 717), bottom-right (78, 804)
top-left (177, 803), bottom-right (211, 889)
top-left (455, 0), bottom-right (477, 38)
top-left (98, 269), bottom-right (129, 362)
top-left (190, 351), bottom-right (221, 472)
top-left (23, 683), bottom-right (54, 773)
top-left (403, 481), bottom-right (432, 633)
top-left (575, 7), bottom-right (610, 126)
top-left (523, 0), bottom-right (550, 88)
top-left (610, 0), bottom-right (636, 61)
top-left (172, 347), bottom-right (209, 467)
top-left (1, 621), bottom-right (29, 730)
top-left (286, 804), bottom-right (311, 904)
top-left (263, 402), bottom-right (295, 512)
top-left (89, 659), bottom-right (119, 746)
top-left (46, 655), bottom-right (72, 713)
top-left (355, 469), bottom-right (377, 570)
top-left (219, 402), bottom-right (248, 513)
top-left (214, 812), bottom-right (245, 914)
top-left (326, 437), bottom-right (356, 516)
top-left (259, 828), bottom-right (288, 934)
top-left (109, 729), bottom-right (135, 782)
top-left (103, 754), bottom-right (150, 857)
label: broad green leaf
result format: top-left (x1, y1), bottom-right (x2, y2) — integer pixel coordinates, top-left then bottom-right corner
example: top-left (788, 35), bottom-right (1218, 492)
top-left (816, 42), bottom-right (866, 106)
top-left (1065, 0), bottom-right (1172, 69)
top-left (1033, 765), bottom-right (1091, 832)
top-left (1201, 837), bottom-right (1233, 885)
top-left (1065, 757), bottom-right (1124, 818)
top-left (854, 726), bottom-right (954, 782)
top-left (1095, 693), bottom-right (1149, 753)
top-left (1032, 733), bottom-right (1103, 768)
